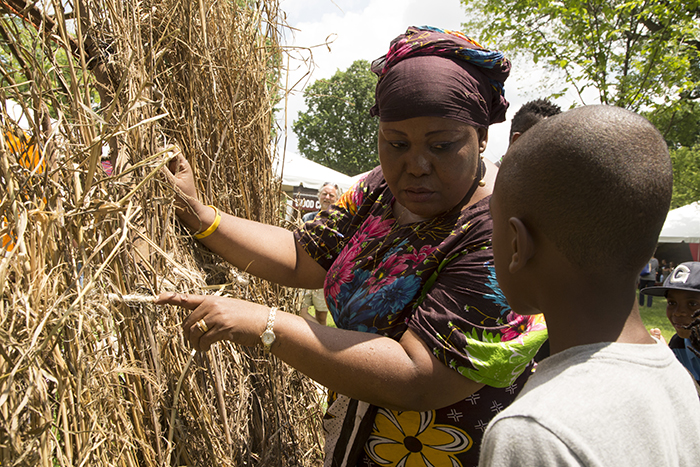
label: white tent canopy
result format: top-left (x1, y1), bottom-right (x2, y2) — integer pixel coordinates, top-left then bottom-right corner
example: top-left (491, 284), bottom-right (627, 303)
top-left (658, 201), bottom-right (700, 243)
top-left (275, 152), bottom-right (354, 192)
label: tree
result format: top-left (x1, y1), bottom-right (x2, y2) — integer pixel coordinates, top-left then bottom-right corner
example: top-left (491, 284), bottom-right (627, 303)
top-left (293, 59), bottom-right (379, 176)
top-left (645, 100), bottom-right (700, 208)
top-left (461, 0), bottom-right (700, 111)
top-left (666, 144), bottom-right (700, 208)
top-left (461, 0), bottom-right (700, 208)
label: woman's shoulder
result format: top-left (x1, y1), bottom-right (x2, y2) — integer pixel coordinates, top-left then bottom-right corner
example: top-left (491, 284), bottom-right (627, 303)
top-left (351, 166), bottom-right (386, 193)
top-left (462, 194), bottom-right (491, 216)
top-left (336, 166), bottom-right (390, 214)
top-left (451, 195), bottom-right (492, 232)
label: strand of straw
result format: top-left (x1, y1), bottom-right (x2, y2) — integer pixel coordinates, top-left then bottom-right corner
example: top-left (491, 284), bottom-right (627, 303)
top-left (107, 293), bottom-right (156, 305)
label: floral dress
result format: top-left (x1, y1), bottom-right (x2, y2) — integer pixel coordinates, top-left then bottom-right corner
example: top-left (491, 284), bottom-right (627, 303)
top-left (295, 167), bottom-right (547, 467)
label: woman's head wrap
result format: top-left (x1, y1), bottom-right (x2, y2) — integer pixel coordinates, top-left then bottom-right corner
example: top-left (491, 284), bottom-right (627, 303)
top-left (370, 26), bottom-right (511, 128)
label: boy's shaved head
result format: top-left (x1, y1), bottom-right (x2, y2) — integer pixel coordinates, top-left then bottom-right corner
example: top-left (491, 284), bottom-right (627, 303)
top-left (497, 105), bottom-right (672, 273)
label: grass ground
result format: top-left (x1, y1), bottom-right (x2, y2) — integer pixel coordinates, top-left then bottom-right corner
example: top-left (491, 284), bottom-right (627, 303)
top-left (309, 293), bottom-right (675, 340)
top-left (638, 291), bottom-right (675, 342)
top-left (306, 307), bottom-right (337, 328)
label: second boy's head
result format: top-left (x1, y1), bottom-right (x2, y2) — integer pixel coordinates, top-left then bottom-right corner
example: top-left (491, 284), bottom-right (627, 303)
top-left (643, 262), bottom-right (700, 339)
top-left (490, 105), bottom-right (673, 314)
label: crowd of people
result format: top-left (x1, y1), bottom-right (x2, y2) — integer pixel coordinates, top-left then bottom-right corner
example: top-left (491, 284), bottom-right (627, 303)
top-left (157, 26), bottom-right (700, 466)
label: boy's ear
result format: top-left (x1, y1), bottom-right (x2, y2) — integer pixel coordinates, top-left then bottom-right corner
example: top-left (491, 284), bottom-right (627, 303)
top-left (508, 217), bottom-right (535, 273)
top-left (509, 132), bottom-right (522, 145)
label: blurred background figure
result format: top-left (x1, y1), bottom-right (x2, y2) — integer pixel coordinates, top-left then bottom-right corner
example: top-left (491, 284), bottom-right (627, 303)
top-left (495, 98), bottom-right (562, 168)
top-left (508, 98), bottom-right (562, 146)
top-left (644, 262), bottom-right (700, 384)
top-left (302, 182), bottom-right (338, 222)
top-left (300, 182), bottom-right (339, 325)
top-left (639, 252), bottom-right (659, 307)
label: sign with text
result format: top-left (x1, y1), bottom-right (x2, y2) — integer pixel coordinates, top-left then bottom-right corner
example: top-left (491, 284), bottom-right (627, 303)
top-left (292, 186), bottom-right (320, 212)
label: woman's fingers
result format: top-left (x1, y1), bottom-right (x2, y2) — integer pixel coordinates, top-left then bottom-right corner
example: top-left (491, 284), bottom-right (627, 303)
top-left (155, 292), bottom-right (206, 309)
top-left (157, 294), bottom-right (265, 352)
top-left (160, 149), bottom-right (199, 207)
top-left (156, 293), bottom-right (209, 347)
top-left (187, 316), bottom-right (217, 352)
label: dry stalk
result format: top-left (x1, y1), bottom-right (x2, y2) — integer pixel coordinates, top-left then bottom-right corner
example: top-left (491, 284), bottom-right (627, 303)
top-left (0, 0), bottom-right (325, 465)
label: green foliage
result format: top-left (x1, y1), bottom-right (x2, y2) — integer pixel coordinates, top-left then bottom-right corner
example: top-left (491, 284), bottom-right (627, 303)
top-left (461, 0), bottom-right (700, 111)
top-left (646, 100), bottom-right (700, 149)
top-left (0, 14), bottom-right (100, 120)
top-left (462, 0), bottom-right (700, 208)
top-left (292, 60), bottom-right (379, 176)
top-left (645, 100), bottom-right (700, 208)
top-left (668, 144), bottom-right (700, 208)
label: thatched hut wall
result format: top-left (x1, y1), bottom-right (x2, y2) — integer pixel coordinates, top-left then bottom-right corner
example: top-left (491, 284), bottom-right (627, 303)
top-left (0, 0), bottom-right (323, 465)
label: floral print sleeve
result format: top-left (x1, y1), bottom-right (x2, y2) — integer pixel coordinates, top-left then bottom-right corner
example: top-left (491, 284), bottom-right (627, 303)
top-left (405, 200), bottom-right (547, 388)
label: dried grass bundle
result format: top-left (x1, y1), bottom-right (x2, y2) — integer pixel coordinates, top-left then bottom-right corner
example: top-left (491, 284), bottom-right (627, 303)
top-left (0, 0), bottom-right (324, 465)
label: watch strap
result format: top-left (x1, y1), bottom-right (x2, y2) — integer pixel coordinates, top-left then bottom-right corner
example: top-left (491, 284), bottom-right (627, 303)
top-left (260, 306), bottom-right (277, 352)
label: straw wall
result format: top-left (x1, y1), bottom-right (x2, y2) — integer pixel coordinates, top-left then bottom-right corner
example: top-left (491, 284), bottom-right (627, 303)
top-left (0, 0), bottom-right (324, 465)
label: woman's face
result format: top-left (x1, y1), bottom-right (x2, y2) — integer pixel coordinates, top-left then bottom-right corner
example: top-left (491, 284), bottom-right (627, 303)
top-left (378, 116), bottom-right (487, 220)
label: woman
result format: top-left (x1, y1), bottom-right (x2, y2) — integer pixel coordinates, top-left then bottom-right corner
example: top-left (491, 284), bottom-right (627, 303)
top-left (158, 26), bottom-right (547, 466)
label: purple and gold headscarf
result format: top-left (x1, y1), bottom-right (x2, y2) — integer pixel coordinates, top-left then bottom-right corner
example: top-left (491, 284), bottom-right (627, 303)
top-left (370, 26), bottom-right (511, 128)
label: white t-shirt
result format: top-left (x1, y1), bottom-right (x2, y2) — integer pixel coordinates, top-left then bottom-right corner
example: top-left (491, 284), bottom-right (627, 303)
top-left (479, 341), bottom-right (700, 466)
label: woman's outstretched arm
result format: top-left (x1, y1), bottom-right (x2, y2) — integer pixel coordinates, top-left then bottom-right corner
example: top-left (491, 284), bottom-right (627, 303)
top-left (156, 293), bottom-right (485, 412)
top-left (164, 150), bottom-right (326, 289)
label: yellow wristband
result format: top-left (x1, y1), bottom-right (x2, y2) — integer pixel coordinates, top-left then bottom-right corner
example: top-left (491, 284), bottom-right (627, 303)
top-left (194, 205), bottom-right (221, 239)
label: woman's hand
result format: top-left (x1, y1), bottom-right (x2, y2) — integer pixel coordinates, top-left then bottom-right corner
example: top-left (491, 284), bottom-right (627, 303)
top-left (156, 292), bottom-right (268, 352)
top-left (162, 148), bottom-right (199, 215)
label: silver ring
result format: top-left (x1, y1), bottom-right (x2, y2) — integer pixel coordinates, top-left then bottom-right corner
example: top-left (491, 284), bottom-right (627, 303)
top-left (195, 319), bottom-right (209, 333)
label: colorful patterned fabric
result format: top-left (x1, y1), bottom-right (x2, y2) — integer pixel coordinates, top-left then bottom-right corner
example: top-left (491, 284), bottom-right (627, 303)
top-left (369, 26), bottom-right (511, 127)
top-left (1, 129), bottom-right (44, 252)
top-left (295, 167), bottom-right (547, 466)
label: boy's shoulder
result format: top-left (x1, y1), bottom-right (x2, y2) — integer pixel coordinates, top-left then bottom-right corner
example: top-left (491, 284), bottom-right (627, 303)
top-left (488, 342), bottom-right (696, 428)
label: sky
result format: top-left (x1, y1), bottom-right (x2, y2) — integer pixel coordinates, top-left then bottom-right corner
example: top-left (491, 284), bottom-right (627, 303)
top-left (276, 0), bottom-right (587, 166)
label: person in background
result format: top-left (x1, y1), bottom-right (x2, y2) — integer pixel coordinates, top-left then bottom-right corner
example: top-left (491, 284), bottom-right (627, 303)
top-left (495, 98), bottom-right (561, 167)
top-left (158, 26), bottom-right (546, 467)
top-left (638, 252), bottom-right (659, 307)
top-left (300, 182), bottom-right (339, 325)
top-left (1, 127), bottom-right (45, 252)
top-left (302, 182), bottom-right (339, 223)
top-left (480, 105), bottom-right (700, 466)
top-left (644, 262), bottom-right (700, 384)
top-left (508, 98), bottom-right (562, 146)
top-left (659, 258), bottom-right (669, 282)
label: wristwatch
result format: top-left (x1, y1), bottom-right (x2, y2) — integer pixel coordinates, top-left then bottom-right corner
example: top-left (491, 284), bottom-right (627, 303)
top-left (260, 307), bottom-right (277, 352)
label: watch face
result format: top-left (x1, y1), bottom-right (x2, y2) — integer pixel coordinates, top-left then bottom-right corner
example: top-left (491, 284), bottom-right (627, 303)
top-left (261, 330), bottom-right (275, 346)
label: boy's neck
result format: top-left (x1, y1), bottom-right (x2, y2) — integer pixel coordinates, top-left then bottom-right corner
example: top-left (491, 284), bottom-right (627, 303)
top-left (536, 275), bottom-right (655, 355)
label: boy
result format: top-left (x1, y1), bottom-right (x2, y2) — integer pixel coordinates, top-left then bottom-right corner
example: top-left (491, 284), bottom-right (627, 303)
top-left (643, 261), bottom-right (700, 382)
top-left (480, 105), bottom-right (700, 466)
top-left (508, 98), bottom-right (562, 146)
